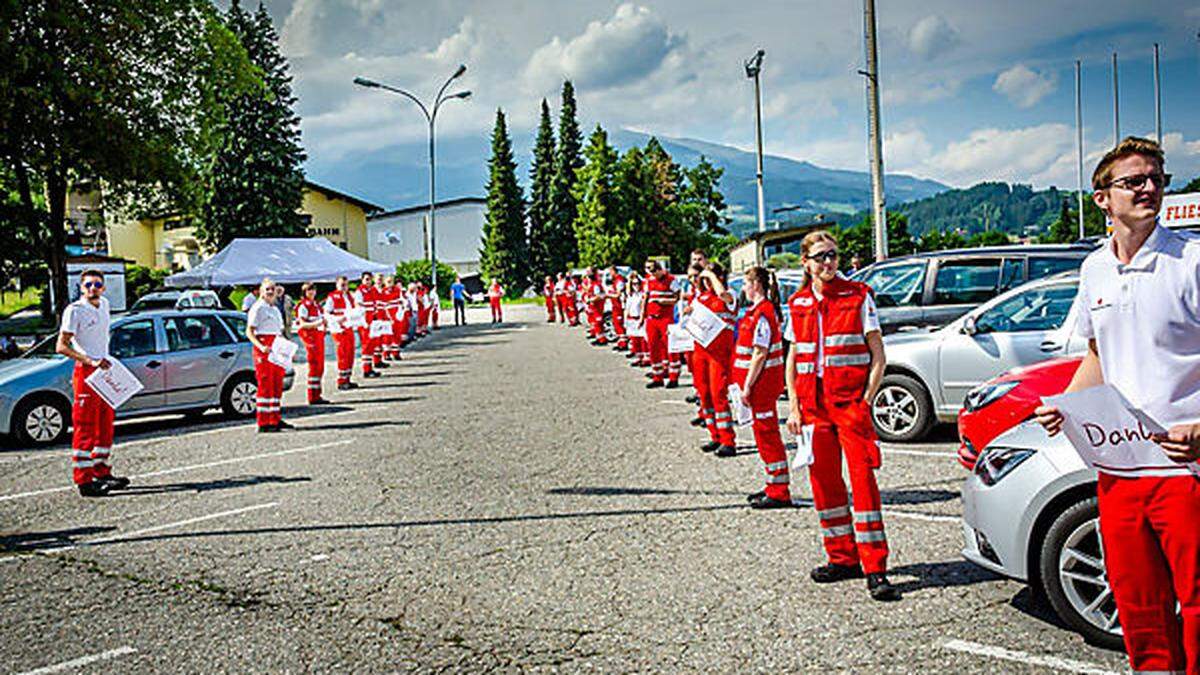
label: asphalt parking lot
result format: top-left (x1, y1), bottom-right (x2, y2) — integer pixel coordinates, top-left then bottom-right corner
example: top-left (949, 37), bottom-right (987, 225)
top-left (0, 304), bottom-right (1129, 673)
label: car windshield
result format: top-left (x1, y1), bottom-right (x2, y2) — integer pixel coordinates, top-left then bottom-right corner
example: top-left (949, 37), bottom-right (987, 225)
top-left (861, 262), bottom-right (925, 307)
top-left (131, 296), bottom-right (177, 311)
top-left (21, 335), bottom-right (62, 358)
top-left (975, 282), bottom-right (1079, 333)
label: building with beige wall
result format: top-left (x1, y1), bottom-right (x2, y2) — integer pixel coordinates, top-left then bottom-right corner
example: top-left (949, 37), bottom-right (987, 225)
top-left (104, 181), bottom-right (382, 271)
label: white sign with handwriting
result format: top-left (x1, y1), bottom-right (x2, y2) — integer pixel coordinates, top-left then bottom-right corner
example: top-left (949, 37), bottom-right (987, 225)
top-left (84, 358), bottom-right (144, 410)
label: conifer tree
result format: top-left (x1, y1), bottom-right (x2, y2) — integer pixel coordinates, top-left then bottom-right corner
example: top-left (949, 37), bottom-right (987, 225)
top-left (547, 81), bottom-right (583, 270)
top-left (572, 126), bottom-right (623, 266)
top-left (479, 109), bottom-right (528, 294)
top-left (526, 99), bottom-right (557, 281)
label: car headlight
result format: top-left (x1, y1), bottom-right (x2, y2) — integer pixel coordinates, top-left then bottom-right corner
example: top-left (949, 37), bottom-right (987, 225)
top-left (973, 446), bottom-right (1036, 486)
top-left (963, 380), bottom-right (1020, 412)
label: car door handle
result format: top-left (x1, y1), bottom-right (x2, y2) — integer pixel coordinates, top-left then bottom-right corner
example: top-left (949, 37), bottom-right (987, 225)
top-left (146, 360), bottom-right (162, 369)
top-left (1039, 340), bottom-right (1061, 352)
top-left (219, 350), bottom-right (235, 359)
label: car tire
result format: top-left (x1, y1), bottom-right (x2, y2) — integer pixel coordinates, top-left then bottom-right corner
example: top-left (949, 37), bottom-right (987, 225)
top-left (1038, 496), bottom-right (1124, 650)
top-left (220, 373), bottom-right (258, 419)
top-left (12, 395), bottom-right (71, 447)
top-left (871, 373), bottom-right (934, 442)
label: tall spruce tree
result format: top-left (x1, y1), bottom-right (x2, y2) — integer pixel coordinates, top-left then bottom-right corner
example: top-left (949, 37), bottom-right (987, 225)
top-left (479, 109), bottom-right (528, 294)
top-left (199, 0), bottom-right (307, 251)
top-left (572, 126), bottom-right (624, 266)
top-left (547, 81), bottom-right (584, 270)
top-left (526, 99), bottom-right (557, 282)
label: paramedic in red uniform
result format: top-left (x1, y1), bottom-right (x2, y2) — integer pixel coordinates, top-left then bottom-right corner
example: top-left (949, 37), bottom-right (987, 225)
top-left (732, 267), bottom-right (789, 508)
top-left (488, 279), bottom-right (504, 323)
top-left (543, 276), bottom-right (557, 323)
top-left (785, 231), bottom-right (897, 602)
top-left (625, 273), bottom-right (649, 368)
top-left (606, 266), bottom-right (626, 350)
top-left (323, 276), bottom-right (358, 390)
top-left (57, 269), bottom-right (130, 497)
top-left (246, 278), bottom-right (293, 433)
top-left (692, 262), bottom-right (738, 457)
top-left (641, 259), bottom-right (680, 389)
top-left (294, 282), bottom-right (329, 404)
top-left (353, 273), bottom-right (381, 378)
top-left (1037, 137), bottom-right (1200, 675)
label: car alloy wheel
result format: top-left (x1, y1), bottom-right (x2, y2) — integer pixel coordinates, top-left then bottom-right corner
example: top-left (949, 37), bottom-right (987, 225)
top-left (873, 385), bottom-right (918, 436)
top-left (231, 381), bottom-right (257, 415)
top-left (24, 403), bottom-right (65, 443)
top-left (1058, 517), bottom-right (1121, 638)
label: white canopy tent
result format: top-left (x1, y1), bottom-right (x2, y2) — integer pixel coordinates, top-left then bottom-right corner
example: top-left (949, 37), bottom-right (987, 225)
top-left (163, 238), bottom-right (391, 288)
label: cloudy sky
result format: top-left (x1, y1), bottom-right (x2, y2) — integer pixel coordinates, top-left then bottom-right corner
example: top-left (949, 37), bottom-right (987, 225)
top-left (245, 0), bottom-right (1200, 206)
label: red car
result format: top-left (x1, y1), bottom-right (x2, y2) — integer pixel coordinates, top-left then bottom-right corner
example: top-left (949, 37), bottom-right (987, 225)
top-left (956, 356), bottom-right (1082, 469)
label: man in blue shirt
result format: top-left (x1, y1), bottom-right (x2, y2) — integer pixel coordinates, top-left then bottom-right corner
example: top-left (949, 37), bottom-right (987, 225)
top-left (450, 276), bottom-right (467, 325)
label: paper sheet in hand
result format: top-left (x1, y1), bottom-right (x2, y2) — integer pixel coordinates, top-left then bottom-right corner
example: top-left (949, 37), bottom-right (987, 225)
top-left (791, 424), bottom-right (815, 472)
top-left (667, 324), bottom-right (694, 353)
top-left (1043, 384), bottom-right (1200, 477)
top-left (344, 306), bottom-right (367, 329)
top-left (268, 338), bottom-right (299, 370)
top-left (728, 384), bottom-right (753, 427)
top-left (325, 314), bottom-right (344, 334)
top-left (369, 320), bottom-right (393, 338)
top-left (84, 358), bottom-right (143, 410)
top-left (683, 301), bottom-right (725, 348)
top-left (626, 319), bottom-right (646, 338)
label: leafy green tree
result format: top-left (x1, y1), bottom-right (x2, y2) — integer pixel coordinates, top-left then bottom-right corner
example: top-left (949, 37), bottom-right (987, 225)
top-left (547, 81), bottom-right (583, 270)
top-left (394, 259), bottom-right (457, 300)
top-left (572, 126), bottom-right (624, 266)
top-left (0, 0), bottom-right (257, 316)
top-left (1178, 176), bottom-right (1200, 193)
top-left (479, 109), bottom-right (528, 295)
top-left (968, 230), bottom-right (1012, 247)
top-left (198, 0), bottom-right (307, 251)
top-left (526, 99), bottom-right (556, 282)
top-left (767, 252), bottom-right (803, 269)
top-left (916, 229), bottom-right (967, 252)
top-left (887, 212), bottom-right (916, 256)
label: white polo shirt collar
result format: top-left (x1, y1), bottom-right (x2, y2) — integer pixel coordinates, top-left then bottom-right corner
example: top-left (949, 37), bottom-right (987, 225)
top-left (1102, 219), bottom-right (1169, 273)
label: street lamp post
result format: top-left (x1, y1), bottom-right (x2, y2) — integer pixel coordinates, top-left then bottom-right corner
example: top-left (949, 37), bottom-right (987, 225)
top-left (354, 66), bottom-right (471, 293)
top-left (744, 49), bottom-right (767, 234)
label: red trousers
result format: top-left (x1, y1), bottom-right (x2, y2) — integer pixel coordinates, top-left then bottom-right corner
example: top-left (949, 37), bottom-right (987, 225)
top-left (252, 335), bottom-right (284, 428)
top-left (747, 382), bottom-right (789, 501)
top-left (490, 298), bottom-right (502, 322)
top-left (1098, 473), bottom-right (1200, 674)
top-left (356, 327), bottom-right (375, 375)
top-left (333, 329), bottom-right (355, 385)
top-left (71, 363), bottom-right (115, 485)
top-left (560, 296), bottom-right (578, 325)
top-left (431, 306), bottom-right (439, 329)
top-left (611, 302), bottom-right (626, 347)
top-left (588, 303), bottom-right (606, 343)
top-left (629, 333), bottom-right (648, 365)
top-left (417, 307), bottom-right (430, 335)
top-left (694, 348), bottom-right (735, 447)
top-left (803, 389), bottom-right (888, 574)
top-left (546, 297), bottom-right (557, 322)
top-left (645, 317), bottom-right (680, 384)
top-left (299, 329), bottom-right (324, 403)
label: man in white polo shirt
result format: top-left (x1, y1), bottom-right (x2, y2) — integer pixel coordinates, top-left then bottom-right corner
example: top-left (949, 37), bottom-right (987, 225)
top-left (57, 269), bottom-right (130, 497)
top-left (1036, 137), bottom-right (1200, 674)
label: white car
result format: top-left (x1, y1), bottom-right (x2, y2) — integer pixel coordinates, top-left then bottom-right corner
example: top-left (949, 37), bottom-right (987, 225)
top-left (961, 421), bottom-right (1118, 648)
top-left (872, 273), bottom-right (1085, 441)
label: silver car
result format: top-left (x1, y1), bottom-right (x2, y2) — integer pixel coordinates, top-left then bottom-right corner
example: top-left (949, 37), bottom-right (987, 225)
top-left (961, 421), bottom-right (1117, 648)
top-left (873, 273), bottom-right (1085, 441)
top-left (1, 309), bottom-right (293, 447)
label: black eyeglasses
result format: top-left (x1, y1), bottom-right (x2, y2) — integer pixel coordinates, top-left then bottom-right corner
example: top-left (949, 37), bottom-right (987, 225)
top-left (1106, 172), bottom-right (1171, 191)
top-left (83, 281), bottom-right (105, 289)
top-left (806, 250), bottom-right (839, 264)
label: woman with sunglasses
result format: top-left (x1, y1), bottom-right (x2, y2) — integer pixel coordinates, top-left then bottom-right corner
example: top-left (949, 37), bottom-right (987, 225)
top-left (732, 266), bottom-right (789, 507)
top-left (784, 230), bottom-right (897, 602)
top-left (247, 278), bottom-right (293, 433)
top-left (691, 262), bottom-right (738, 458)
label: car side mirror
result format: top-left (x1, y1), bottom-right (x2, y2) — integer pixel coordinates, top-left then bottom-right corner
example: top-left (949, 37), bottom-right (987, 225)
top-left (962, 316), bottom-right (978, 336)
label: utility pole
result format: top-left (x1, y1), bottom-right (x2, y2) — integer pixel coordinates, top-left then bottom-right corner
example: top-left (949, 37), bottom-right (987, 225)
top-left (1111, 52), bottom-right (1120, 147)
top-left (861, 0), bottom-right (887, 261)
top-left (1153, 43), bottom-right (1162, 145)
top-left (744, 49), bottom-right (767, 233)
top-left (1075, 60), bottom-right (1085, 240)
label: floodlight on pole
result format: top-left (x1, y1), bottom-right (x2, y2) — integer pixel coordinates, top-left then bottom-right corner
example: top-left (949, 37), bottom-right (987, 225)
top-left (353, 65), bottom-right (470, 292)
top-left (744, 49), bottom-right (767, 233)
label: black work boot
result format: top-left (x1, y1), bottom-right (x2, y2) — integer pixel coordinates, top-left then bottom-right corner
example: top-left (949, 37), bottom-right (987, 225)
top-left (867, 573), bottom-right (901, 602)
top-left (810, 563), bottom-right (864, 584)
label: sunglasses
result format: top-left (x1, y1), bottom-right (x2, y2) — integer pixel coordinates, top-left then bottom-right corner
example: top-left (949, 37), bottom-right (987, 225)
top-left (83, 281), bottom-right (105, 289)
top-left (806, 250), bottom-right (839, 264)
top-left (1106, 172), bottom-right (1171, 191)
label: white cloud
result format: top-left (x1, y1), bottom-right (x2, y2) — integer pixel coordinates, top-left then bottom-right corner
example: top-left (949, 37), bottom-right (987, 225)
top-left (920, 124), bottom-right (1074, 186)
top-left (524, 4), bottom-right (682, 91)
top-left (907, 15), bottom-right (960, 60)
top-left (992, 64), bottom-right (1058, 108)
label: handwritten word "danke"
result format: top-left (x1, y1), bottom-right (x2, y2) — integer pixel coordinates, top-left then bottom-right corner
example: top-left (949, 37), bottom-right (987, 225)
top-left (1082, 421), bottom-right (1155, 447)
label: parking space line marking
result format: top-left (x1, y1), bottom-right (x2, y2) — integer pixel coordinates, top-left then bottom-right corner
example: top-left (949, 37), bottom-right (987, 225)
top-left (0, 439), bottom-right (353, 503)
top-left (17, 646), bottom-right (138, 675)
top-left (884, 508), bottom-right (959, 524)
top-left (941, 639), bottom-right (1118, 675)
top-left (659, 400), bottom-right (692, 406)
top-left (42, 502), bottom-right (279, 553)
top-left (880, 448), bottom-right (959, 458)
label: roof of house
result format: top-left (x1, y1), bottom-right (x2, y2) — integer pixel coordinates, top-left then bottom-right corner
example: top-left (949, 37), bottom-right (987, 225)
top-left (733, 220), bottom-right (835, 247)
top-left (303, 180), bottom-right (385, 213)
top-left (369, 196), bottom-right (486, 220)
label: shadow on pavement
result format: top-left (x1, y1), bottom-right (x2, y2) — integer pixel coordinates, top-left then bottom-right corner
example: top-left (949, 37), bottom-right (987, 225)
top-left (381, 370), bottom-right (459, 378)
top-left (887, 559), bottom-right (1000, 593)
top-left (1, 525), bottom-right (118, 553)
top-left (296, 420), bottom-right (411, 432)
top-left (367, 380), bottom-right (446, 389)
top-left (876, 488), bottom-right (958, 506)
top-left (326, 395), bottom-right (424, 406)
top-left (67, 503), bottom-right (750, 549)
top-left (546, 486), bottom-right (746, 497)
top-left (111, 474), bottom-right (311, 498)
